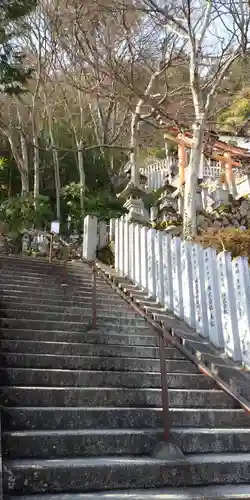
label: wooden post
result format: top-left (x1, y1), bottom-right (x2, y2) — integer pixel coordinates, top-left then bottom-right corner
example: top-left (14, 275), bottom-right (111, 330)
top-left (224, 151), bottom-right (236, 197)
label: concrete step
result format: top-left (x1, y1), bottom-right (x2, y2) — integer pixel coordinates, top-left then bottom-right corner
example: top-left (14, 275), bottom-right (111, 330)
top-left (0, 292), bottom-right (129, 307)
top-left (6, 484), bottom-right (250, 500)
top-left (0, 308), bottom-right (147, 325)
top-left (171, 427), bottom-right (250, 454)
top-left (1, 386), bottom-right (236, 408)
top-left (1, 299), bottom-right (135, 315)
top-left (0, 318), bottom-right (153, 334)
top-left (0, 278), bottom-right (108, 292)
top-left (3, 407), bottom-right (250, 431)
top-left (0, 262), bottom-right (84, 273)
top-left (0, 283), bottom-right (113, 297)
top-left (0, 285), bottom-right (120, 301)
top-left (0, 352), bottom-right (198, 372)
top-left (0, 368), bottom-right (215, 389)
top-left (4, 427), bottom-right (250, 459)
top-left (3, 428), bottom-right (163, 459)
top-left (0, 273), bottom-right (104, 285)
top-left (3, 454), bottom-right (250, 492)
top-left (0, 329), bottom-right (159, 346)
top-left (0, 339), bottom-right (183, 359)
top-left (0, 261), bottom-right (90, 274)
top-left (0, 257), bottom-right (89, 271)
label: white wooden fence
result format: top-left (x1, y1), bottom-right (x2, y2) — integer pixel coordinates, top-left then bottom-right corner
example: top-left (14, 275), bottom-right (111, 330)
top-left (114, 217), bottom-right (250, 369)
top-left (139, 156), bottom-right (246, 192)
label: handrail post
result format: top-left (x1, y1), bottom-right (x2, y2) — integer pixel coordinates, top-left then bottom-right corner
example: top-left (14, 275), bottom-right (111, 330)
top-left (49, 233), bottom-right (53, 263)
top-left (92, 260), bottom-right (97, 329)
top-left (159, 332), bottom-right (170, 441)
top-left (62, 244), bottom-right (69, 286)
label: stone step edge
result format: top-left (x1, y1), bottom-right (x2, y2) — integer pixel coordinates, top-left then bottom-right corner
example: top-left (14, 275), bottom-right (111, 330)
top-left (0, 386), bottom-right (228, 396)
top-left (4, 427), bottom-right (250, 437)
top-left (3, 405), bottom-right (245, 413)
top-left (3, 428), bottom-right (163, 437)
top-left (4, 452), bottom-right (250, 467)
top-left (5, 484), bottom-right (250, 500)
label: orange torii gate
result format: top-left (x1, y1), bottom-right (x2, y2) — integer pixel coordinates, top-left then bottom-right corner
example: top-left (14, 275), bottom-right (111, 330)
top-left (164, 127), bottom-right (250, 195)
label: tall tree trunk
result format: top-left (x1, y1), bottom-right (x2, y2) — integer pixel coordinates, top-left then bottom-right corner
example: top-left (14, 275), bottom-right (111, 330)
top-left (130, 111), bottom-right (140, 186)
top-left (183, 122), bottom-right (204, 239)
top-left (33, 135), bottom-right (40, 207)
top-left (77, 140), bottom-right (85, 219)
top-left (20, 169), bottom-right (29, 195)
top-left (20, 135), bottom-right (29, 196)
top-left (52, 147), bottom-right (61, 220)
top-left (5, 132), bottom-right (29, 195)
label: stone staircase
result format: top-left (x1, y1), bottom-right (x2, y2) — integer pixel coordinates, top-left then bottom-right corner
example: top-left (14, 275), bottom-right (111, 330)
top-left (0, 256), bottom-right (250, 499)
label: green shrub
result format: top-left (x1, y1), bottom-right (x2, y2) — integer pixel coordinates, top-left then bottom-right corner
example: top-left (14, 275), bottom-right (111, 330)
top-left (62, 183), bottom-right (127, 232)
top-left (0, 194), bottom-right (53, 233)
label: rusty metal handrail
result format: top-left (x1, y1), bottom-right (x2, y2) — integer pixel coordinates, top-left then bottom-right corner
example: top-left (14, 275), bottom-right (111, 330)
top-left (91, 260), bottom-right (97, 329)
top-left (95, 265), bottom-right (172, 440)
top-left (95, 262), bottom-right (250, 440)
top-left (158, 330), bottom-right (171, 441)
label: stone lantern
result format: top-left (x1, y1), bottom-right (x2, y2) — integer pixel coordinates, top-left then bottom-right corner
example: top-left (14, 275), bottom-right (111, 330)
top-left (157, 182), bottom-right (180, 224)
top-left (117, 181), bottom-right (149, 223)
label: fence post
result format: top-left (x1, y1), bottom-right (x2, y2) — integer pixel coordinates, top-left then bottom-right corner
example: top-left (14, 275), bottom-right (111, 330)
top-left (123, 220), bottom-right (130, 277)
top-left (162, 233), bottom-right (173, 312)
top-left (191, 243), bottom-right (209, 338)
top-left (140, 225), bottom-right (149, 292)
top-left (109, 218), bottom-right (116, 242)
top-left (171, 237), bottom-right (183, 319)
top-left (98, 220), bottom-right (107, 250)
top-left (114, 219), bottom-right (119, 271)
top-left (232, 256), bottom-right (250, 367)
top-left (82, 215), bottom-right (98, 261)
top-left (129, 223), bottom-right (136, 282)
top-left (118, 217), bottom-right (125, 276)
top-left (155, 230), bottom-right (164, 304)
top-left (203, 247), bottom-right (224, 348)
top-left (147, 228), bottom-right (157, 298)
top-left (217, 252), bottom-right (241, 362)
top-left (181, 241), bottom-right (195, 328)
top-left (134, 224), bottom-right (141, 287)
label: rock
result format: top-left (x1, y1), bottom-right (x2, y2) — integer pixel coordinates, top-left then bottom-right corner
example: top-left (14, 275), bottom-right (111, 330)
top-left (231, 218), bottom-right (239, 225)
top-left (241, 200), bottom-right (250, 210)
top-left (239, 206), bottom-right (248, 217)
top-left (222, 217), bottom-right (229, 226)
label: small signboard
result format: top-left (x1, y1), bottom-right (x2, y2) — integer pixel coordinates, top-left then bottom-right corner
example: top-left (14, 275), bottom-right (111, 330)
top-left (50, 220), bottom-right (60, 234)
